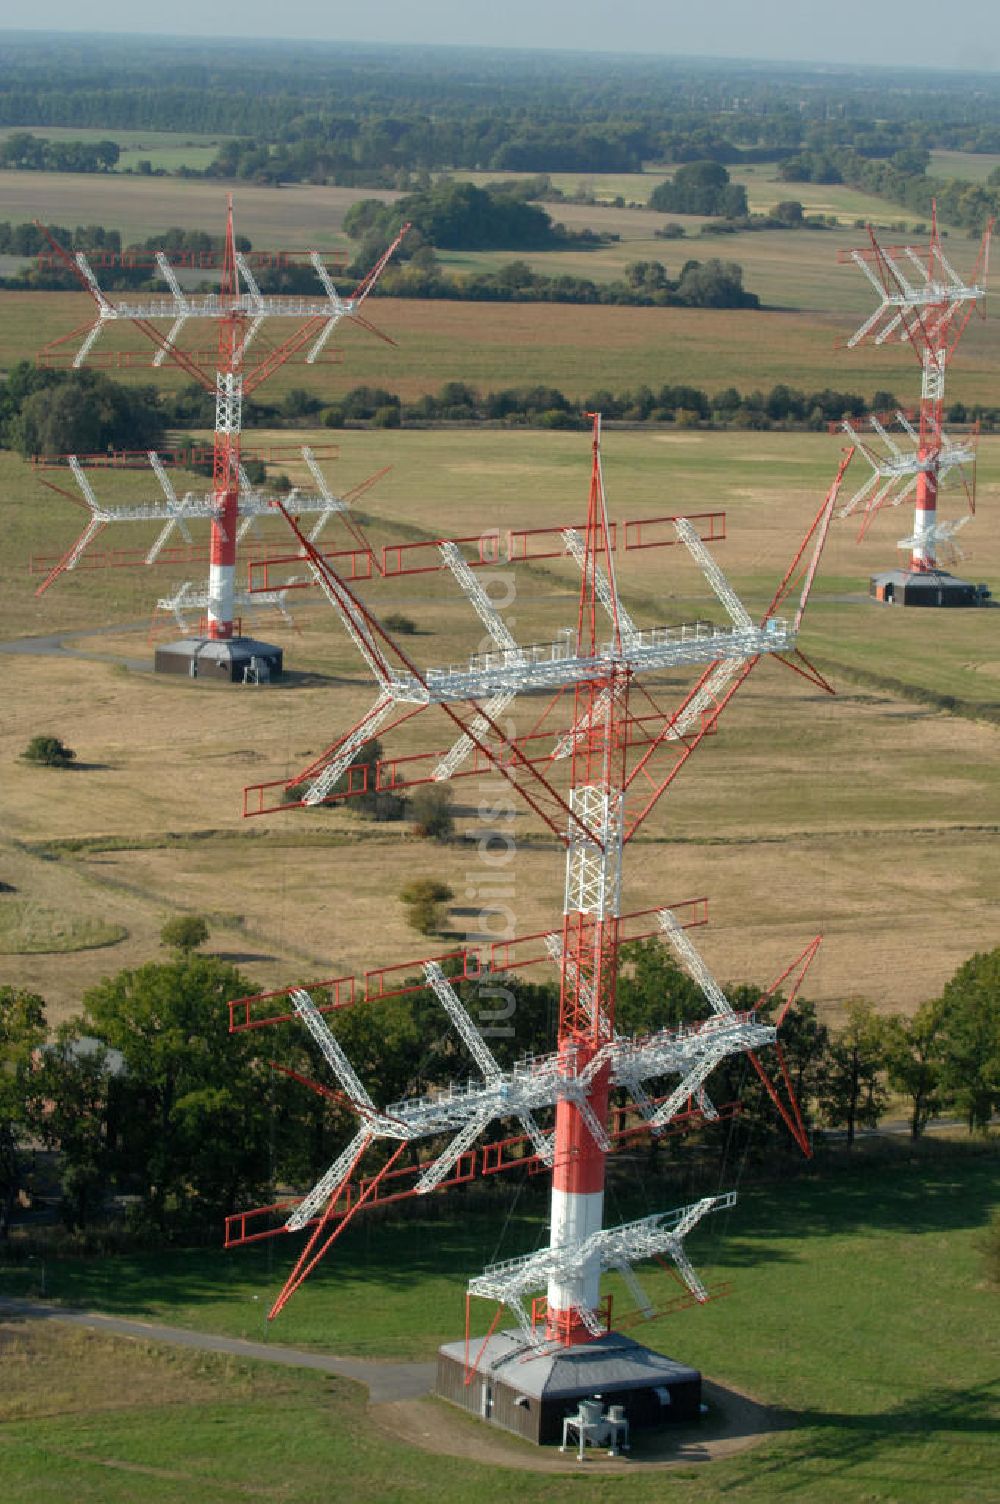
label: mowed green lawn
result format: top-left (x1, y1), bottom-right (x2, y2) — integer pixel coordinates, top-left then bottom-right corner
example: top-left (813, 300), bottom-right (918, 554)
top-left (1, 1143), bottom-right (997, 1502)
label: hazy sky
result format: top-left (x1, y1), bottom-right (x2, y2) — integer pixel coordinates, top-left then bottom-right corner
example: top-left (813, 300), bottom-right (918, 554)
top-left (15, 3), bottom-right (1000, 73)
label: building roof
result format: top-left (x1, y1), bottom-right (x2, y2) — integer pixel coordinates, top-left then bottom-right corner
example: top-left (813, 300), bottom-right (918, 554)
top-left (440, 1329), bottom-right (700, 1400)
top-left (871, 568), bottom-right (976, 592)
top-left (156, 636), bottom-right (282, 664)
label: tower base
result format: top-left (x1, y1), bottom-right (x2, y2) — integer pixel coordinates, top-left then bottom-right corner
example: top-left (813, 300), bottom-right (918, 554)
top-left (436, 1329), bottom-right (701, 1446)
top-left (153, 636), bottom-right (284, 683)
top-left (869, 569), bottom-right (990, 608)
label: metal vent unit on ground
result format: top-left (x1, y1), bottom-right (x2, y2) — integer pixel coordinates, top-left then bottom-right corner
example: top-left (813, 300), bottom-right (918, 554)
top-left (838, 206), bottom-right (992, 607)
top-left (30, 199), bottom-right (408, 674)
top-left (225, 420), bottom-right (852, 1440)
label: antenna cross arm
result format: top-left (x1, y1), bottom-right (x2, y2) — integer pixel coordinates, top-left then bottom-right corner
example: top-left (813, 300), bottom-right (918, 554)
top-left (420, 620), bottom-right (793, 705)
top-left (468, 1193), bottom-right (736, 1337)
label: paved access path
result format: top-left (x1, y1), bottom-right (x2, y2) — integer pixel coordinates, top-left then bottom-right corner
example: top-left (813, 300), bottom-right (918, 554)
top-left (0, 1296), bottom-right (435, 1403)
top-left (0, 1296), bottom-right (785, 1472)
top-left (0, 621), bottom-right (152, 672)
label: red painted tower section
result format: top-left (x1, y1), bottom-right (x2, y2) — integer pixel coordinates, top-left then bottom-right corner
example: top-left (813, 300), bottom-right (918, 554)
top-left (840, 205), bottom-right (992, 582)
top-left (31, 202), bottom-right (411, 651)
top-left (546, 421), bottom-right (628, 1342)
top-left (219, 423), bottom-right (852, 1343)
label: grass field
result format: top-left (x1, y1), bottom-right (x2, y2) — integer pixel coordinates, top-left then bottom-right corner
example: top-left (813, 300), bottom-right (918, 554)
top-left (929, 150), bottom-right (1000, 184)
top-left (0, 427), bottom-right (997, 1022)
top-left (4, 285), bottom-right (1000, 407)
top-left (5, 165), bottom-right (994, 321)
top-left (0, 897), bottom-right (126, 955)
top-left (1, 1141), bottom-right (997, 1502)
top-left (453, 163), bottom-right (929, 231)
top-left (0, 169), bottom-right (389, 252)
top-left (431, 207), bottom-right (994, 317)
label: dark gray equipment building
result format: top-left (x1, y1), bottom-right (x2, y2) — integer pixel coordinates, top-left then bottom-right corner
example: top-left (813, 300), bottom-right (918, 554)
top-left (437, 1329), bottom-right (701, 1445)
top-left (869, 568), bottom-right (990, 607)
top-left (154, 636), bottom-right (283, 683)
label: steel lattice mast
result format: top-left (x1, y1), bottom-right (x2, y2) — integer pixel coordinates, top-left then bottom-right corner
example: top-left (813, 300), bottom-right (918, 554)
top-left (33, 200), bottom-right (408, 640)
top-left (227, 421), bottom-right (853, 1345)
top-left (548, 423), bottom-right (635, 1339)
top-left (838, 207), bottom-right (991, 574)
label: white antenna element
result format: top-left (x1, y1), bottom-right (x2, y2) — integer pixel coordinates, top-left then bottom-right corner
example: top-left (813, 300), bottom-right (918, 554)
top-left (468, 1194), bottom-right (736, 1345)
top-left (301, 694), bottom-right (395, 806)
top-left (674, 517), bottom-right (753, 630)
top-left (432, 542), bottom-right (523, 779)
top-left (302, 445), bottom-right (349, 542)
top-left (840, 417), bottom-right (976, 524)
top-left (845, 241), bottom-right (986, 350)
top-left (897, 513), bottom-right (970, 565)
top-left (281, 969), bottom-right (777, 1240)
top-left (285, 1128), bottom-right (373, 1233)
top-left (423, 962), bottom-right (554, 1164)
top-left (562, 527), bottom-right (638, 645)
top-left (658, 908), bottom-right (734, 1018)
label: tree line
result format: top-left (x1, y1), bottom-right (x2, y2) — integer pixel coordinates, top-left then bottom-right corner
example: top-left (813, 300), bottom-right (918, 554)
top-left (6, 364), bottom-right (999, 461)
top-left (372, 252), bottom-right (758, 311)
top-left (0, 131), bottom-right (119, 174)
top-left (344, 180), bottom-right (603, 254)
top-left (2, 931), bottom-right (995, 1243)
top-left (3, 35), bottom-right (1000, 190)
top-left (780, 146), bottom-right (1000, 235)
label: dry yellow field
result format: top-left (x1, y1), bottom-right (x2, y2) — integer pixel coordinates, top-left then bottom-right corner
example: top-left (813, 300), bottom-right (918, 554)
top-left (5, 288), bottom-right (999, 406)
top-left (1, 426), bottom-right (997, 1027)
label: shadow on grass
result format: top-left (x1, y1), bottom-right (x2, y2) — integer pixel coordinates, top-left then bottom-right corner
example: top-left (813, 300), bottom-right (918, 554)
top-left (710, 1138), bottom-right (999, 1250)
top-left (273, 669), bottom-right (363, 689)
top-left (211, 950), bottom-right (277, 964)
top-left (721, 1377), bottom-right (1000, 1498)
top-left (1, 1141), bottom-right (995, 1324)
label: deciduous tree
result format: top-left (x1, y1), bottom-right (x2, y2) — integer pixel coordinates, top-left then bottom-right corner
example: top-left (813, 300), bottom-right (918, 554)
top-left (80, 957), bottom-right (284, 1226)
top-left (936, 949), bottom-right (1000, 1132)
top-left (884, 1000), bottom-right (947, 1139)
top-left (0, 987), bottom-right (46, 1237)
top-left (819, 999), bottom-right (889, 1146)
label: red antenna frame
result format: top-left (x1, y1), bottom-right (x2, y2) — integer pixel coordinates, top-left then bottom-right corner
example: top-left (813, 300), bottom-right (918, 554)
top-left (226, 420), bottom-right (852, 1342)
top-left (838, 205), bottom-right (992, 577)
top-left (30, 201), bottom-right (409, 646)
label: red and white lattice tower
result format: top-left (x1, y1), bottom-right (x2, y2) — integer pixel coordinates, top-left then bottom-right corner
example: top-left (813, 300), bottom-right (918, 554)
top-left (838, 207), bottom-right (992, 600)
top-left (226, 421), bottom-right (853, 1375)
top-left (32, 199), bottom-right (407, 657)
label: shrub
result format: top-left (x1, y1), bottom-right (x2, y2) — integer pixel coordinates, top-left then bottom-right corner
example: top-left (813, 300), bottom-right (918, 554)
top-left (409, 785), bottom-right (454, 841)
top-left (159, 915), bottom-right (210, 953)
top-left (22, 735), bottom-right (75, 768)
top-left (399, 878), bottom-right (454, 936)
